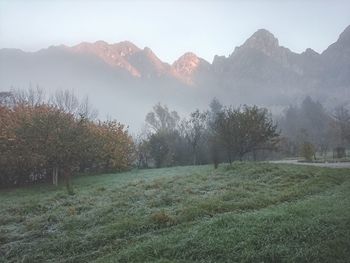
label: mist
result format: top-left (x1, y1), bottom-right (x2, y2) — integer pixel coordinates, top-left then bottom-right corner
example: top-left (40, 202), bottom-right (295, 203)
top-left (1, 1), bottom-right (350, 262)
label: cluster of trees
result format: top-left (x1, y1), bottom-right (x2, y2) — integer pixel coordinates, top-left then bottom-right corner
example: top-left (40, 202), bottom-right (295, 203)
top-left (137, 97), bottom-right (350, 167)
top-left (278, 96), bottom-right (350, 160)
top-left (135, 99), bottom-right (279, 168)
top-left (0, 89), bottom-right (134, 190)
top-left (3, 87), bottom-right (348, 190)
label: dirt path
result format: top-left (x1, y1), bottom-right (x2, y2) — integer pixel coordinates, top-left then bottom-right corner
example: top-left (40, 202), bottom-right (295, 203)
top-left (270, 159), bottom-right (350, 169)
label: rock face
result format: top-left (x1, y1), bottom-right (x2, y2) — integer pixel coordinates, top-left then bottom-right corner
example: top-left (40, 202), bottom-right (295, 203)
top-left (236, 29), bottom-right (280, 56)
top-left (320, 25), bottom-right (350, 92)
top-left (208, 26), bottom-right (350, 106)
top-left (68, 42), bottom-right (211, 84)
top-left (68, 41), bottom-right (171, 78)
top-left (172, 52), bottom-right (211, 85)
top-left (0, 25), bottom-right (349, 128)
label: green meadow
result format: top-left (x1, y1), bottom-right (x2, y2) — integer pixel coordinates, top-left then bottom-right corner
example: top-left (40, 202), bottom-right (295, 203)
top-left (1, 163), bottom-right (350, 262)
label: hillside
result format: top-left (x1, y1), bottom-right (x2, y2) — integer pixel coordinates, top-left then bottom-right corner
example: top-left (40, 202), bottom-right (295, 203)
top-left (1, 163), bottom-right (350, 262)
top-left (0, 26), bottom-right (350, 129)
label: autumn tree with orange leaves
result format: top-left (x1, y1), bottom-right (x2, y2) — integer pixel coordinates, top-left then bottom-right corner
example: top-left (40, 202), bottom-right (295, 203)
top-left (0, 89), bottom-right (134, 191)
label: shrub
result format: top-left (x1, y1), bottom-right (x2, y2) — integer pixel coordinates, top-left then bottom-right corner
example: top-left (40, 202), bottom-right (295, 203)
top-left (300, 142), bottom-right (315, 162)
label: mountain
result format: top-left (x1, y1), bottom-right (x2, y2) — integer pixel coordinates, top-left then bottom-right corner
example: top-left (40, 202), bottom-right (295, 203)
top-left (210, 26), bottom-right (350, 107)
top-left (68, 40), bottom-right (142, 77)
top-left (320, 25), bottom-right (350, 95)
top-left (212, 29), bottom-right (318, 106)
top-left (172, 52), bottom-right (211, 85)
top-left (1, 25), bottom-right (350, 130)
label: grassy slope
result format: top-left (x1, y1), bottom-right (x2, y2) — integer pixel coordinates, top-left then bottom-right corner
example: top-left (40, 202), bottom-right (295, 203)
top-left (0, 163), bottom-right (349, 263)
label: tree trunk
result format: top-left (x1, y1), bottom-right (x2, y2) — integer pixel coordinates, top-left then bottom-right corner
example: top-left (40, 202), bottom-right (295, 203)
top-left (253, 150), bottom-right (257, 161)
top-left (214, 161), bottom-right (219, 169)
top-left (52, 167), bottom-right (58, 186)
top-left (210, 140), bottom-right (219, 169)
top-left (63, 167), bottom-right (74, 195)
top-left (227, 151), bottom-right (232, 164)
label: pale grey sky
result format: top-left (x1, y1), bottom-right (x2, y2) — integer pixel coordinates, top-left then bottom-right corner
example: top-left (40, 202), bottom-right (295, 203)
top-left (0, 0), bottom-right (349, 63)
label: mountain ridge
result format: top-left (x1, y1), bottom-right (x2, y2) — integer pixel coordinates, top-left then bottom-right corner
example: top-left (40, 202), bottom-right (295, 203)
top-left (1, 25), bottom-right (349, 130)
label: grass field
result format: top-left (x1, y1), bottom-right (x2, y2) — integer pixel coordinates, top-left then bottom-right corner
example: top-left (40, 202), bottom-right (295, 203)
top-left (1, 162), bottom-right (350, 263)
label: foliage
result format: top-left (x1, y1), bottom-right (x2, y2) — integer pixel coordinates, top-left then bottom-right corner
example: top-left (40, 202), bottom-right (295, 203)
top-left (145, 103), bottom-right (180, 133)
top-left (214, 105), bottom-right (279, 162)
top-left (148, 131), bottom-right (172, 168)
top-left (0, 89), bottom-right (133, 189)
top-left (334, 104), bottom-right (350, 144)
top-left (182, 109), bottom-right (207, 165)
top-left (144, 104), bottom-right (192, 168)
top-left (134, 134), bottom-right (151, 169)
top-left (300, 142), bottom-right (316, 162)
top-left (279, 97), bottom-right (341, 157)
top-left (141, 101), bottom-right (279, 168)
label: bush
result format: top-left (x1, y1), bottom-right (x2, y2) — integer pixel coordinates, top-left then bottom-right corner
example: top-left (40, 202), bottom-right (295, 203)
top-left (0, 92), bottom-right (134, 189)
top-left (300, 142), bottom-right (315, 162)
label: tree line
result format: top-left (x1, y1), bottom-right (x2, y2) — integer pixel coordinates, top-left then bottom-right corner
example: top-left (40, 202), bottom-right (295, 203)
top-left (1, 88), bottom-right (349, 190)
top-left (0, 89), bottom-right (134, 191)
top-left (278, 96), bottom-right (350, 160)
top-left (135, 99), bottom-right (279, 169)
top-left (136, 97), bottom-right (350, 168)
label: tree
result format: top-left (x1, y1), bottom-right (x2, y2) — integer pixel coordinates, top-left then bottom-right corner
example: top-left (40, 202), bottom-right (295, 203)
top-left (145, 103), bottom-right (180, 133)
top-left (207, 98), bottom-right (224, 168)
top-left (12, 86), bottom-right (45, 107)
top-left (145, 104), bottom-right (185, 167)
top-left (15, 105), bottom-right (83, 193)
top-left (135, 135), bottom-right (151, 168)
top-left (182, 110), bottom-right (207, 165)
top-left (51, 89), bottom-right (79, 115)
top-left (334, 104), bottom-right (350, 144)
top-left (280, 97), bottom-right (334, 157)
top-left (96, 120), bottom-right (134, 172)
top-left (148, 131), bottom-right (171, 168)
top-left (0, 88), bottom-right (134, 189)
top-left (0, 104), bottom-right (43, 186)
top-left (213, 108), bottom-right (238, 163)
top-left (300, 142), bottom-right (315, 162)
top-left (214, 105), bottom-right (279, 162)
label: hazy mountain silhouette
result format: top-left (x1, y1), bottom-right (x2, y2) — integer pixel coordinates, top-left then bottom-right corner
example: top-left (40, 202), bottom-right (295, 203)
top-left (1, 25), bottom-right (349, 130)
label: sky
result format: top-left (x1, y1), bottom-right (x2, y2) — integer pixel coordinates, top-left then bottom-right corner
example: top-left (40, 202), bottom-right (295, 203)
top-left (0, 0), bottom-right (350, 63)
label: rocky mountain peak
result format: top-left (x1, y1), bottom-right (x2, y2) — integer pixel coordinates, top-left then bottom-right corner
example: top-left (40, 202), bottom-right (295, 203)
top-left (234, 29), bottom-right (280, 57)
top-left (94, 40), bottom-right (108, 47)
top-left (112, 41), bottom-right (140, 56)
top-left (177, 52), bottom-right (199, 60)
top-left (71, 40), bottom-right (140, 57)
top-left (172, 52), bottom-right (201, 74)
top-left (302, 48), bottom-right (319, 57)
top-left (68, 41), bottom-right (141, 77)
top-left (171, 52), bottom-right (209, 85)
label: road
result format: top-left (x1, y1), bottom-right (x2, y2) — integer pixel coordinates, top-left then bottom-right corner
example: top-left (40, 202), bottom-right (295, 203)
top-left (270, 159), bottom-right (350, 169)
